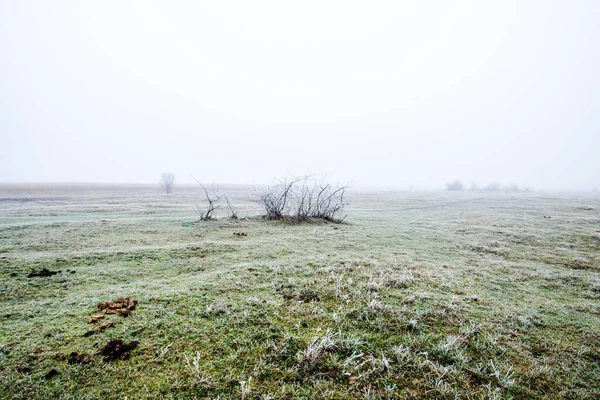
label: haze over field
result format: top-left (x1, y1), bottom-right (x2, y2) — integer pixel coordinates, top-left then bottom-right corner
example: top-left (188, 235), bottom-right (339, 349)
top-left (1, 1), bottom-right (599, 190)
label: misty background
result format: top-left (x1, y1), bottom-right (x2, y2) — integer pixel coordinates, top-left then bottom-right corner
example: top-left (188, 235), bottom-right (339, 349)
top-left (1, 1), bottom-right (599, 190)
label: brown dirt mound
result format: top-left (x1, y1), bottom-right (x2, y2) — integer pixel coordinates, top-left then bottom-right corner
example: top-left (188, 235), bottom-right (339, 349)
top-left (91, 298), bottom-right (137, 321)
top-left (100, 339), bottom-right (139, 361)
top-left (88, 314), bottom-right (104, 323)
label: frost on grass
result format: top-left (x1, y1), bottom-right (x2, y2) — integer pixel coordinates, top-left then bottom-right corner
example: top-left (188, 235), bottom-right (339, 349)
top-left (2, 192), bottom-right (600, 398)
top-left (296, 330), bottom-right (340, 367)
top-left (184, 350), bottom-right (210, 384)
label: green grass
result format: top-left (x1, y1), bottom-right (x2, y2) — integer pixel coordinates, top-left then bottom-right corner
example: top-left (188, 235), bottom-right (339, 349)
top-left (0, 189), bottom-right (599, 399)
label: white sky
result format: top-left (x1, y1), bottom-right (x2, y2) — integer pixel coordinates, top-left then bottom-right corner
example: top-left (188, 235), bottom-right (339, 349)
top-left (1, 0), bottom-right (599, 189)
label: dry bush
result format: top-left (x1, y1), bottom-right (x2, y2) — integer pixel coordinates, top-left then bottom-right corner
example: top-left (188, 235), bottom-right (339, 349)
top-left (224, 195), bottom-right (238, 220)
top-left (192, 177), bottom-right (221, 221)
top-left (258, 174), bottom-right (348, 223)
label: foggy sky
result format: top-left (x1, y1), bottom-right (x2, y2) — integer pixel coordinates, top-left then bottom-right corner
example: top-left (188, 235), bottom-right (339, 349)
top-left (1, 1), bottom-right (599, 190)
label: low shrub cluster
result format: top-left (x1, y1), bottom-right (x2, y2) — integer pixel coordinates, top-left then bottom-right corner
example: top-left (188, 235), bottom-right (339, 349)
top-left (258, 175), bottom-right (348, 223)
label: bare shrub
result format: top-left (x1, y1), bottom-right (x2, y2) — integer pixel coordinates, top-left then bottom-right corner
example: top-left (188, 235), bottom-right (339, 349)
top-left (258, 175), bottom-right (300, 220)
top-left (160, 172), bottom-right (175, 194)
top-left (224, 195), bottom-right (239, 220)
top-left (192, 177), bottom-right (221, 221)
top-left (258, 174), bottom-right (348, 223)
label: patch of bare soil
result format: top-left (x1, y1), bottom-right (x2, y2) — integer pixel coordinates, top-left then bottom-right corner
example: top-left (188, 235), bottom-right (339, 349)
top-left (45, 369), bottom-right (59, 379)
top-left (275, 284), bottom-right (320, 302)
top-left (27, 268), bottom-right (58, 278)
top-left (275, 284), bottom-right (296, 300)
top-left (298, 290), bottom-right (320, 302)
top-left (100, 340), bottom-right (139, 361)
top-left (16, 365), bottom-right (32, 373)
top-left (83, 321), bottom-right (114, 337)
top-left (68, 352), bottom-right (92, 365)
top-left (88, 314), bottom-right (105, 323)
top-left (89, 298), bottom-right (137, 323)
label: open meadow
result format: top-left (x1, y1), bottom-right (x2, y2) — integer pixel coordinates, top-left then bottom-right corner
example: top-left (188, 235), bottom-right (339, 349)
top-left (0, 184), bottom-right (599, 399)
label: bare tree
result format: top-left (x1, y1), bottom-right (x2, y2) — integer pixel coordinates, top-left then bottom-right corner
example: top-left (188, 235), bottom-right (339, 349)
top-left (191, 177), bottom-right (221, 221)
top-left (160, 172), bottom-right (176, 194)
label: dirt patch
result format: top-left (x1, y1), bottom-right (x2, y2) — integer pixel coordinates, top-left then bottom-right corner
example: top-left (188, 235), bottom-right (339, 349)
top-left (83, 321), bottom-right (114, 337)
top-left (275, 284), bottom-right (296, 300)
top-left (27, 268), bottom-right (58, 278)
top-left (91, 298), bottom-right (137, 322)
top-left (298, 290), bottom-right (320, 302)
top-left (68, 352), bottom-right (92, 365)
top-left (275, 284), bottom-right (320, 302)
top-left (45, 369), bottom-right (59, 379)
top-left (100, 320), bottom-right (113, 329)
top-left (100, 339), bottom-right (139, 361)
top-left (16, 365), bottom-right (32, 373)
top-left (233, 232), bottom-right (247, 237)
top-left (569, 258), bottom-right (593, 270)
top-left (88, 313), bottom-right (107, 323)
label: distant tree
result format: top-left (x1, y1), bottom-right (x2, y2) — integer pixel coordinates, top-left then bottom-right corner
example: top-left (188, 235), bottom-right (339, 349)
top-left (483, 182), bottom-right (501, 192)
top-left (160, 172), bottom-right (176, 194)
top-left (446, 180), bottom-right (464, 191)
top-left (504, 183), bottom-right (520, 192)
top-left (469, 181), bottom-right (479, 192)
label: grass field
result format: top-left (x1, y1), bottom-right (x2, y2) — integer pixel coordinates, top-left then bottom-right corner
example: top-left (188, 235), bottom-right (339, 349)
top-left (0, 185), bottom-right (599, 399)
